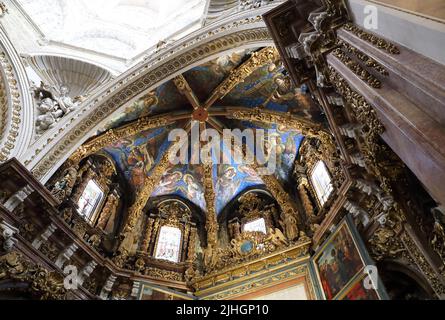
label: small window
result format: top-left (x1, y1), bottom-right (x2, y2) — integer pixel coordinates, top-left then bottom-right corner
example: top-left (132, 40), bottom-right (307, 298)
top-left (77, 180), bottom-right (103, 222)
top-left (311, 161), bottom-right (333, 206)
top-left (155, 226), bottom-right (182, 263)
top-left (243, 218), bottom-right (267, 234)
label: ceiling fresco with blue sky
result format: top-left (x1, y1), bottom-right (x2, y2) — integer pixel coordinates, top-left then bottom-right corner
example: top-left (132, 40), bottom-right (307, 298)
top-left (151, 164), bottom-right (206, 212)
top-left (103, 126), bottom-right (173, 191)
top-left (92, 47), bottom-right (319, 215)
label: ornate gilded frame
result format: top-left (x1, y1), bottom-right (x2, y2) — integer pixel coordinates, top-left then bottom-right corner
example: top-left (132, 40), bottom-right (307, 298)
top-left (309, 214), bottom-right (388, 300)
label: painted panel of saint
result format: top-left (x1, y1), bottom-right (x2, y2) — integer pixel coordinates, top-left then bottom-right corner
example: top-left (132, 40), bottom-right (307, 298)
top-left (314, 222), bottom-right (365, 300)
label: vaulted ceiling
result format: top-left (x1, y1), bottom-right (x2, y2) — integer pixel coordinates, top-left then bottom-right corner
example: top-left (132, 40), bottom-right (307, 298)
top-left (16, 0), bottom-right (207, 59)
top-left (83, 47), bottom-right (327, 215)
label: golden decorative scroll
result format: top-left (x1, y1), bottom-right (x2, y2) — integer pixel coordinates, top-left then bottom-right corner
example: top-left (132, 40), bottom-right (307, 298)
top-left (332, 48), bottom-right (382, 88)
top-left (228, 107), bottom-right (328, 138)
top-left (343, 23), bottom-right (400, 54)
top-left (69, 116), bottom-right (171, 164)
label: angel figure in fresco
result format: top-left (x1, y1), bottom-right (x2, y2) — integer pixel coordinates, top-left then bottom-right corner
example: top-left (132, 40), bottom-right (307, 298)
top-left (156, 171), bottom-right (183, 195)
top-left (216, 166), bottom-right (241, 206)
top-left (238, 165), bottom-right (261, 183)
top-left (259, 132), bottom-right (285, 171)
top-left (278, 131), bottom-right (299, 179)
top-left (270, 73), bottom-right (296, 103)
top-left (210, 49), bottom-right (253, 76)
top-left (182, 174), bottom-right (204, 206)
top-left (118, 139), bottom-right (154, 187)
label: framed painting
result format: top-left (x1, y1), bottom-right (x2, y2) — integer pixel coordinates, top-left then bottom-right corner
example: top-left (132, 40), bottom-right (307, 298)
top-left (338, 274), bottom-right (383, 300)
top-left (311, 215), bottom-right (380, 300)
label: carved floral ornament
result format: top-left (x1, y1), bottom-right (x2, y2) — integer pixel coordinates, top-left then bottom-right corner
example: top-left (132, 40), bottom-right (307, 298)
top-left (0, 251), bottom-right (66, 300)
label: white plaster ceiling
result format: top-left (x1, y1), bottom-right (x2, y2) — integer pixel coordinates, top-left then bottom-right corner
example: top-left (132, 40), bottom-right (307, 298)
top-left (16, 0), bottom-right (207, 59)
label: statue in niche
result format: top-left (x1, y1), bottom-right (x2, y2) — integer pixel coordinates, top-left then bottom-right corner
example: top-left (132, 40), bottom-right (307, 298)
top-left (203, 244), bottom-right (221, 271)
top-left (35, 97), bottom-right (63, 133)
top-left (279, 211), bottom-right (299, 241)
top-left (96, 195), bottom-right (118, 230)
top-left (50, 166), bottom-right (79, 202)
top-left (56, 86), bottom-right (80, 114)
top-left (33, 82), bottom-right (84, 134)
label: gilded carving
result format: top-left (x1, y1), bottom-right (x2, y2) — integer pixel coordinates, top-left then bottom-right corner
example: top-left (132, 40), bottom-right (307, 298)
top-left (203, 164), bottom-right (218, 247)
top-left (229, 107), bottom-right (327, 139)
top-left (0, 251), bottom-right (66, 299)
top-left (96, 193), bottom-right (119, 230)
top-left (144, 267), bottom-right (183, 282)
top-left (332, 48), bottom-right (382, 88)
top-left (49, 165), bottom-right (79, 202)
top-left (343, 23), bottom-right (400, 55)
top-left (211, 47), bottom-right (280, 100)
top-left (338, 39), bottom-right (388, 76)
top-left (260, 174), bottom-right (301, 241)
top-left (69, 116), bottom-right (170, 164)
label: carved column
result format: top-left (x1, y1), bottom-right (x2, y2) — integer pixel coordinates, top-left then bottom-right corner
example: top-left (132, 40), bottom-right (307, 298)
top-left (261, 174), bottom-right (301, 241)
top-left (182, 223), bottom-right (191, 262)
top-left (96, 192), bottom-right (119, 230)
top-left (140, 216), bottom-right (155, 253)
top-left (203, 164), bottom-right (218, 247)
top-left (187, 227), bottom-right (197, 262)
top-left (297, 179), bottom-right (315, 219)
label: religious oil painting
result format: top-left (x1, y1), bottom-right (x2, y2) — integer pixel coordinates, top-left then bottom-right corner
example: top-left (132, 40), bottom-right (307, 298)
top-left (313, 217), bottom-right (366, 300)
top-left (339, 275), bottom-right (381, 300)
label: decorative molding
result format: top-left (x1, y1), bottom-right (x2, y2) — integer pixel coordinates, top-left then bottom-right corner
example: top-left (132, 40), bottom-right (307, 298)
top-left (225, 107), bottom-right (329, 138)
top-left (343, 23), bottom-right (400, 55)
top-left (0, 29), bottom-right (34, 163)
top-left (337, 39), bottom-right (388, 76)
top-left (332, 47), bottom-right (382, 88)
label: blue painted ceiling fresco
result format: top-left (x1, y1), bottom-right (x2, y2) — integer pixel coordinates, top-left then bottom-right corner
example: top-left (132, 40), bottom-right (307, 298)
top-left (91, 47), bottom-right (321, 216)
top-left (183, 49), bottom-right (255, 101)
top-left (216, 62), bottom-right (325, 124)
top-left (151, 164), bottom-right (206, 212)
top-left (227, 120), bottom-right (305, 184)
top-left (103, 126), bottom-right (173, 191)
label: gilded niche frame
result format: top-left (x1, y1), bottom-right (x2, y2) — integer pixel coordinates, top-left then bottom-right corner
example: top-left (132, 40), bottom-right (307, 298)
top-left (310, 215), bottom-right (388, 300)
